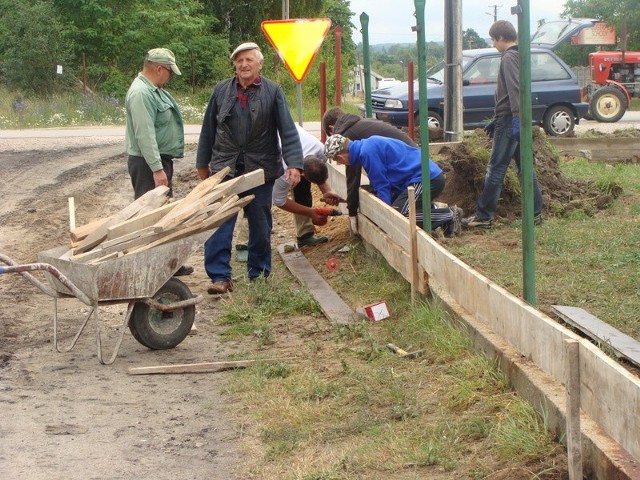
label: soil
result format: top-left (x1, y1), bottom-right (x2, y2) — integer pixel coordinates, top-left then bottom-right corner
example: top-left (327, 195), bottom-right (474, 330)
top-left (0, 129), bottom-right (619, 479)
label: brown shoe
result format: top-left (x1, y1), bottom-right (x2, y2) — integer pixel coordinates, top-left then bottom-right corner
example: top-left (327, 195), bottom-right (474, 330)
top-left (207, 280), bottom-right (233, 294)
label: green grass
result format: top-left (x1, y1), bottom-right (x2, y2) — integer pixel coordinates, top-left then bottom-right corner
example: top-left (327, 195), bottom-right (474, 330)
top-left (221, 244), bottom-right (565, 479)
top-left (449, 157), bottom-right (640, 340)
top-left (216, 272), bottom-right (321, 344)
top-left (0, 86), bottom-right (362, 128)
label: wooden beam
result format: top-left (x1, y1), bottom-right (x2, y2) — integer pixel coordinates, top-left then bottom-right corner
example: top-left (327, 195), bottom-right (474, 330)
top-left (72, 186), bottom-right (169, 254)
top-left (106, 201), bottom-right (180, 240)
top-left (552, 305), bottom-right (640, 369)
top-left (277, 243), bottom-right (356, 325)
top-left (128, 358), bottom-right (289, 375)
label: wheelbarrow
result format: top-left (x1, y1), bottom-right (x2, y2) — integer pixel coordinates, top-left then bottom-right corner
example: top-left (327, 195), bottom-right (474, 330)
top-left (0, 230), bottom-right (211, 365)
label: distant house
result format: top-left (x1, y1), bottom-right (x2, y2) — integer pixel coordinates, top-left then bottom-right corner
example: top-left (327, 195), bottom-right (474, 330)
top-left (349, 65), bottom-right (395, 97)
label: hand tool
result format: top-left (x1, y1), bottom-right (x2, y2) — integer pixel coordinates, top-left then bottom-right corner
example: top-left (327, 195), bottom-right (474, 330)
top-left (386, 343), bottom-right (423, 359)
top-left (314, 207), bottom-right (343, 216)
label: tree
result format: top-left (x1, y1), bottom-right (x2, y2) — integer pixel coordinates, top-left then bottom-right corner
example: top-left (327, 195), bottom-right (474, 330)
top-left (0, 0), bottom-right (75, 94)
top-left (463, 28), bottom-right (488, 49)
top-left (51, 0), bottom-right (226, 95)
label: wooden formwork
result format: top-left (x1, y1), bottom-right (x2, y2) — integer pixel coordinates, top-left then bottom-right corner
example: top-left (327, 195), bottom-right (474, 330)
top-left (327, 163), bottom-right (640, 479)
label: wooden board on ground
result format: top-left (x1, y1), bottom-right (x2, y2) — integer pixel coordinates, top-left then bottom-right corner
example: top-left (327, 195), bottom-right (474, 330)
top-left (552, 305), bottom-right (640, 368)
top-left (277, 243), bottom-right (356, 325)
top-left (127, 358), bottom-right (288, 375)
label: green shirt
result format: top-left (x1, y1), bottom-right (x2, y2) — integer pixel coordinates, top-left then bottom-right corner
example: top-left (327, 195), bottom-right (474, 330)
top-left (125, 73), bottom-right (184, 171)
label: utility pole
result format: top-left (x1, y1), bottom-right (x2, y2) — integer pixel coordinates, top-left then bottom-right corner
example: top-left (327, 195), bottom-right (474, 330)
top-left (444, 0), bottom-right (463, 142)
top-left (486, 4), bottom-right (501, 22)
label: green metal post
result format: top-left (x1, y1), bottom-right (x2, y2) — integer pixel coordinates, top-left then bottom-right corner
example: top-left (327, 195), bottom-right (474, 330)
top-left (414, 0), bottom-right (431, 232)
top-left (515, 0), bottom-right (536, 304)
top-left (360, 13), bottom-right (372, 118)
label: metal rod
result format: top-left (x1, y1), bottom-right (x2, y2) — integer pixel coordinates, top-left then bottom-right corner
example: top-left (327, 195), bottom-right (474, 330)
top-left (142, 295), bottom-right (203, 311)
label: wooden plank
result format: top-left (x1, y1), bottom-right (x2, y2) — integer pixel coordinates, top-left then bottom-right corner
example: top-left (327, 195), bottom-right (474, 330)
top-left (127, 358), bottom-right (289, 375)
top-left (106, 200), bottom-right (180, 240)
top-left (72, 186), bottom-right (170, 254)
top-left (179, 166), bottom-right (230, 204)
top-left (127, 196), bottom-right (253, 255)
top-left (153, 169), bottom-right (264, 232)
top-left (277, 243), bottom-right (356, 325)
top-left (548, 137), bottom-right (639, 162)
top-left (70, 216), bottom-right (112, 242)
top-left (552, 305), bottom-right (640, 368)
top-left (359, 192), bottom-right (411, 250)
top-left (69, 228), bottom-right (165, 262)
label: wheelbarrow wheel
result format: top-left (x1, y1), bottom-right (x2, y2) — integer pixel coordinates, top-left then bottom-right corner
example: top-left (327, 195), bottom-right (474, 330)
top-left (129, 277), bottom-right (195, 350)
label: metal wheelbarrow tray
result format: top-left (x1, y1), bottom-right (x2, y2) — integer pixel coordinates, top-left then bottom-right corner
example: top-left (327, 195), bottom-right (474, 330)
top-left (2, 230), bottom-right (210, 365)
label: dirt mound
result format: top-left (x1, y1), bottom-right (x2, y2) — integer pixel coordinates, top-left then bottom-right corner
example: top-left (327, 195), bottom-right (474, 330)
top-left (433, 128), bottom-right (618, 220)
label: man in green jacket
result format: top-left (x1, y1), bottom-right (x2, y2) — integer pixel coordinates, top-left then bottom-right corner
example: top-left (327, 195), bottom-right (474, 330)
top-left (125, 47), bottom-right (192, 276)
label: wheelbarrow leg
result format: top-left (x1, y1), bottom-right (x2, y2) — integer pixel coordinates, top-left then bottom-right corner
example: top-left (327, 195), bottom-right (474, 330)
top-left (95, 302), bottom-right (133, 365)
top-left (52, 297), bottom-right (93, 353)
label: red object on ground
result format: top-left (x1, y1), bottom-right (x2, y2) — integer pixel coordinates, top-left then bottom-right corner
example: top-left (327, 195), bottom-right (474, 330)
top-left (326, 258), bottom-right (339, 271)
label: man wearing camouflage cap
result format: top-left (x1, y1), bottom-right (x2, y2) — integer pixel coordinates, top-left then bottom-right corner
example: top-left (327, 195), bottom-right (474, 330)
top-left (125, 47), bottom-right (192, 276)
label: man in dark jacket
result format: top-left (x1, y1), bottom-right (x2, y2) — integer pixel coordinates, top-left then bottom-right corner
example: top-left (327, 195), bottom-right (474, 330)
top-left (321, 107), bottom-right (417, 234)
top-left (196, 42), bottom-right (303, 294)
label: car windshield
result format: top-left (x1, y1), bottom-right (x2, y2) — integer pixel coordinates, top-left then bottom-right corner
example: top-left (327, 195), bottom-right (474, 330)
top-left (425, 56), bottom-right (474, 83)
top-left (531, 20), bottom-right (581, 45)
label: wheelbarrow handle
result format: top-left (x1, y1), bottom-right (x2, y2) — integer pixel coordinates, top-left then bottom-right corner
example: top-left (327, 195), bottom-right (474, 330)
top-left (0, 255), bottom-right (93, 306)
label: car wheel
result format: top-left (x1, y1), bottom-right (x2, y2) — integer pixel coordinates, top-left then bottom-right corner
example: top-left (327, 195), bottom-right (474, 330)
top-left (426, 110), bottom-right (443, 129)
top-left (542, 105), bottom-right (575, 137)
top-left (589, 86), bottom-right (626, 123)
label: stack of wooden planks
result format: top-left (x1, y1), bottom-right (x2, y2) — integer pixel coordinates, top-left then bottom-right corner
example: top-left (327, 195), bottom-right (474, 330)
top-left (66, 168), bottom-right (264, 264)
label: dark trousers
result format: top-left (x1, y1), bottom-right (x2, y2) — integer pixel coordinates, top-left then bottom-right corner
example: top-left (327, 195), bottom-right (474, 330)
top-left (204, 181), bottom-right (275, 281)
top-left (127, 155), bottom-right (174, 199)
top-left (391, 173), bottom-right (452, 229)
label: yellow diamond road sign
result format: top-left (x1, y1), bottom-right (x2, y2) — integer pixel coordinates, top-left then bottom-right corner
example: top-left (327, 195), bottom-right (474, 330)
top-left (261, 18), bottom-right (332, 82)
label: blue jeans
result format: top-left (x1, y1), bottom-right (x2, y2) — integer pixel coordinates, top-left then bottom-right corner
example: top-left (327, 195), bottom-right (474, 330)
top-left (204, 181), bottom-right (274, 282)
top-left (475, 115), bottom-right (543, 220)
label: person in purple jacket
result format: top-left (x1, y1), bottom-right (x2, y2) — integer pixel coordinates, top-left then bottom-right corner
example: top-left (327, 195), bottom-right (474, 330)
top-left (324, 134), bottom-right (462, 236)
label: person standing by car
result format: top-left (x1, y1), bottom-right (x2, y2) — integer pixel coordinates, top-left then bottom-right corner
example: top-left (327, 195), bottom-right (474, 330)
top-left (462, 20), bottom-right (543, 229)
top-left (321, 107), bottom-right (418, 235)
top-left (196, 42), bottom-right (303, 294)
top-left (125, 47), bottom-right (192, 276)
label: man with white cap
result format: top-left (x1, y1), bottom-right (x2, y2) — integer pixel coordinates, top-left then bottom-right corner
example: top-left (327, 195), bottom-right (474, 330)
top-left (196, 41), bottom-right (303, 294)
top-left (125, 47), bottom-right (192, 276)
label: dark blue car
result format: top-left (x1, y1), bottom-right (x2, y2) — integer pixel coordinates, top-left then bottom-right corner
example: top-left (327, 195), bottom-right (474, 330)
top-left (366, 20), bottom-right (595, 137)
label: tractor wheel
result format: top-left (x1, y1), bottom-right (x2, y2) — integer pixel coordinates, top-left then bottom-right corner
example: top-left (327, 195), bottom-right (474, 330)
top-left (128, 277), bottom-right (195, 350)
top-left (589, 87), bottom-right (627, 123)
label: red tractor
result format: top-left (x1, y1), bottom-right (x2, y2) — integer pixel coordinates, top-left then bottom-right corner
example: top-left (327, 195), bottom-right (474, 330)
top-left (587, 50), bottom-right (640, 122)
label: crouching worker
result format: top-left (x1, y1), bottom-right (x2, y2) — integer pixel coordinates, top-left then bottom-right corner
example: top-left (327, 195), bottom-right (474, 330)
top-left (324, 134), bottom-right (462, 237)
top-left (273, 155), bottom-right (344, 230)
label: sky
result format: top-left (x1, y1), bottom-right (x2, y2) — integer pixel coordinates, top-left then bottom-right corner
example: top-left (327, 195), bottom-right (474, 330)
top-left (347, 0), bottom-right (569, 45)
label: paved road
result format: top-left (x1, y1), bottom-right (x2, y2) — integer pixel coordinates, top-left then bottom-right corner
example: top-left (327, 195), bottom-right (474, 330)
top-left (0, 122), bottom-right (324, 139)
top-left (2, 112), bottom-right (639, 140)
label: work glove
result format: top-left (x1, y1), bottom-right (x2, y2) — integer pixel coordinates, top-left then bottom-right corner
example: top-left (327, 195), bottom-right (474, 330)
top-left (483, 119), bottom-right (496, 138)
top-left (512, 117), bottom-right (520, 138)
top-left (349, 216), bottom-right (359, 236)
